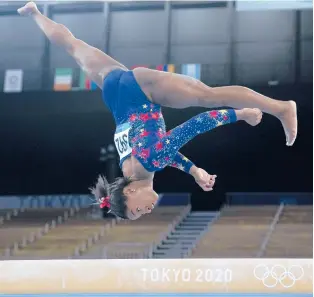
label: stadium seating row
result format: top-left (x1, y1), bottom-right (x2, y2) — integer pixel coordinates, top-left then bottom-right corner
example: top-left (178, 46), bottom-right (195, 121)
top-left (0, 205), bottom-right (312, 259)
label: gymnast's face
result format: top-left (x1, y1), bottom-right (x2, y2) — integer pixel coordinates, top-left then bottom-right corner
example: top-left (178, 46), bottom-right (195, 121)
top-left (123, 182), bottom-right (158, 220)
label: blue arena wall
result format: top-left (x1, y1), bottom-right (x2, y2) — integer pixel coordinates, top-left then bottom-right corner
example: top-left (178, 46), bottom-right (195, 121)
top-left (0, 293), bottom-right (313, 297)
top-left (226, 192), bottom-right (313, 205)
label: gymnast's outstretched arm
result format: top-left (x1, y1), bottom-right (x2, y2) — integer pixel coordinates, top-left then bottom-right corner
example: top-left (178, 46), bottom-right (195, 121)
top-left (170, 152), bottom-right (216, 191)
top-left (170, 152), bottom-right (195, 174)
top-left (145, 108), bottom-right (262, 191)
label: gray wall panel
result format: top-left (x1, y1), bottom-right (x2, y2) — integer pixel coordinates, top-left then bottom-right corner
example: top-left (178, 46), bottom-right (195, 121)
top-left (22, 69), bottom-right (43, 91)
top-left (235, 11), bottom-right (295, 85)
top-left (202, 64), bottom-right (230, 86)
top-left (170, 8), bottom-right (229, 65)
top-left (301, 61), bottom-right (312, 83)
top-left (110, 10), bottom-right (165, 46)
top-left (170, 44), bottom-right (229, 64)
top-left (0, 49), bottom-right (43, 90)
top-left (0, 4), bottom-right (311, 88)
top-left (109, 10), bottom-right (165, 65)
top-left (50, 13), bottom-right (105, 68)
top-left (300, 10), bottom-right (312, 83)
top-left (235, 11), bottom-right (295, 42)
top-left (0, 16), bottom-right (43, 49)
top-left (0, 15), bottom-right (44, 90)
top-left (171, 8), bottom-right (229, 45)
top-left (235, 62), bottom-right (294, 85)
top-left (110, 46), bottom-right (164, 67)
top-left (301, 10), bottom-right (313, 39)
top-left (301, 40), bottom-right (313, 61)
top-left (0, 50), bottom-right (42, 69)
top-left (235, 41), bottom-right (294, 63)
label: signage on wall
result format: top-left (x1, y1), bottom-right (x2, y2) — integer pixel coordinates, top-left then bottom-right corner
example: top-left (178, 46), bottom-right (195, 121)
top-left (3, 69), bottom-right (23, 93)
top-left (236, 0), bottom-right (312, 11)
top-left (0, 195), bottom-right (92, 209)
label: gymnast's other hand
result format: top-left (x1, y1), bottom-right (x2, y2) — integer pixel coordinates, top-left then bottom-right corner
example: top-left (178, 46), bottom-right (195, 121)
top-left (191, 167), bottom-right (216, 191)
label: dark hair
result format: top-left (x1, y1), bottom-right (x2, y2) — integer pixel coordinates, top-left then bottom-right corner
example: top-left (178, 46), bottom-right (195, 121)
top-left (90, 175), bottom-right (132, 219)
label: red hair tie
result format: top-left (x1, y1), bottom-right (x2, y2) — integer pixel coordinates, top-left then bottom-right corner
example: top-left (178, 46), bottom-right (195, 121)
top-left (99, 196), bottom-right (110, 209)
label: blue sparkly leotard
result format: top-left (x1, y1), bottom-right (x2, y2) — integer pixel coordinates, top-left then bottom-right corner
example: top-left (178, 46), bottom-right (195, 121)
top-left (102, 69), bottom-right (237, 173)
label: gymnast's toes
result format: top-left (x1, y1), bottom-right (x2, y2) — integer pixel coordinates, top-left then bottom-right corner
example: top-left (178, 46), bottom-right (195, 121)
top-left (17, 2), bottom-right (38, 16)
top-left (278, 100), bottom-right (298, 146)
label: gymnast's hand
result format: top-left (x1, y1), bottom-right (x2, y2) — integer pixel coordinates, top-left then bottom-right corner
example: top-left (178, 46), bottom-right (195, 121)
top-left (191, 167), bottom-right (216, 191)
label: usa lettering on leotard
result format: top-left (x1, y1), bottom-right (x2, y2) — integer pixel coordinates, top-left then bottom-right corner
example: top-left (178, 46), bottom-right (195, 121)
top-left (114, 126), bottom-right (132, 160)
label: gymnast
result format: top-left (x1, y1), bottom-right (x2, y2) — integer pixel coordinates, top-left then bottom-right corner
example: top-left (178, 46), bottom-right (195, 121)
top-left (18, 2), bottom-right (297, 220)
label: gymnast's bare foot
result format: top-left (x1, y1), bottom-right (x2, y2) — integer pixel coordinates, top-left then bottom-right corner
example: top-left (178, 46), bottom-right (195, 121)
top-left (277, 100), bottom-right (298, 146)
top-left (17, 1), bottom-right (38, 16)
top-left (237, 108), bottom-right (263, 127)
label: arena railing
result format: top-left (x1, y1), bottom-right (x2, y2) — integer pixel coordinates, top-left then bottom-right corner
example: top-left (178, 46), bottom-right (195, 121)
top-left (188, 209), bottom-right (222, 258)
top-left (71, 216), bottom-right (120, 258)
top-left (2, 206), bottom-right (81, 259)
top-left (95, 204), bottom-right (191, 259)
top-left (149, 204), bottom-right (192, 258)
top-left (0, 208), bottom-right (25, 226)
top-left (102, 242), bottom-right (152, 259)
top-left (256, 202), bottom-right (285, 258)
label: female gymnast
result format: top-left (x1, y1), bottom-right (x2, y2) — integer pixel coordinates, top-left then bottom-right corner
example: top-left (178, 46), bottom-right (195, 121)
top-left (18, 2), bottom-right (297, 220)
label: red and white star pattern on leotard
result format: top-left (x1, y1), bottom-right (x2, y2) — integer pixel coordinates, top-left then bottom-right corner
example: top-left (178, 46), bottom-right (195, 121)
top-left (128, 103), bottom-right (236, 172)
top-left (128, 103), bottom-right (166, 171)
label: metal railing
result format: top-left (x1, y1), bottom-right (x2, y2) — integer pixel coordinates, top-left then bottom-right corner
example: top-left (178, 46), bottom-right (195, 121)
top-left (1, 206), bottom-right (81, 259)
top-left (149, 204), bottom-right (191, 258)
top-left (71, 216), bottom-right (119, 258)
top-left (256, 203), bottom-right (285, 258)
top-left (97, 204), bottom-right (192, 259)
top-left (102, 242), bottom-right (152, 259)
top-left (0, 208), bottom-right (24, 226)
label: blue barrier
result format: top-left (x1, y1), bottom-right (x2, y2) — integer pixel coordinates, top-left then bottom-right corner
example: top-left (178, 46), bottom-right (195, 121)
top-left (226, 192), bottom-right (312, 205)
top-left (157, 193), bottom-right (191, 206)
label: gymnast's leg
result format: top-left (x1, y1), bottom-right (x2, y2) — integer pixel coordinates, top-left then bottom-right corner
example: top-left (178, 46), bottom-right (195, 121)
top-left (133, 68), bottom-right (297, 146)
top-left (18, 1), bottom-right (127, 88)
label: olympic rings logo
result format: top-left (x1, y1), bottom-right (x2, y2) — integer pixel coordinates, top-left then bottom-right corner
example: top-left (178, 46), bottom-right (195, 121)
top-left (253, 264), bottom-right (304, 288)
